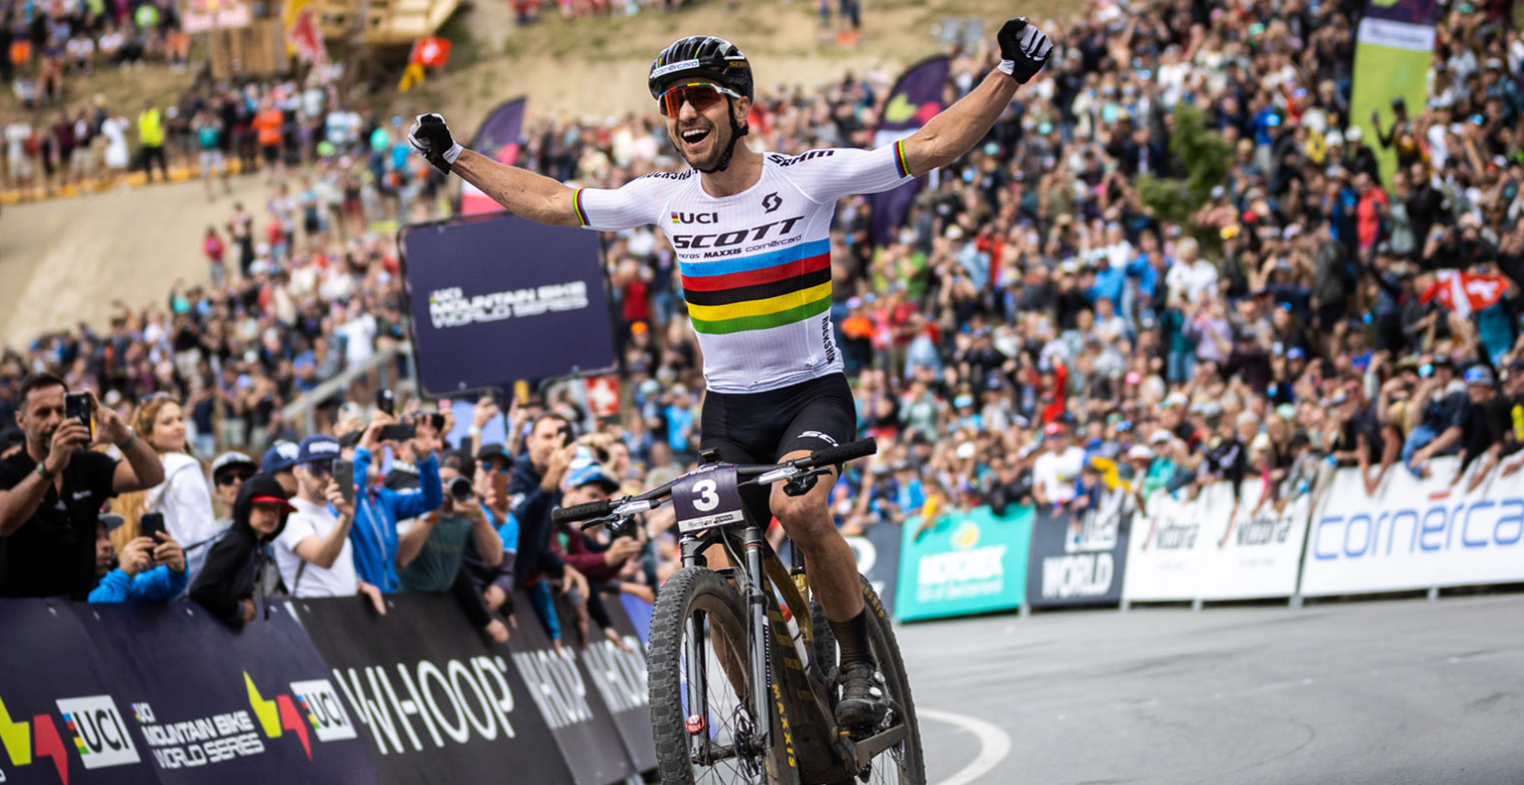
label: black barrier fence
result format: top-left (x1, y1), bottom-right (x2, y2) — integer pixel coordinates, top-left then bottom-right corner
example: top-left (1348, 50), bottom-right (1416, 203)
top-left (779, 523), bottom-right (903, 619)
top-left (1026, 488), bottom-right (1133, 609)
top-left (0, 594), bottom-right (655, 785)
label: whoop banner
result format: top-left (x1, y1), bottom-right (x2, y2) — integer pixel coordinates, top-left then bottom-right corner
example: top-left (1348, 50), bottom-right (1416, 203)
top-left (895, 505), bottom-right (1031, 622)
top-left (1026, 488), bottom-right (1132, 609)
top-left (1123, 479), bottom-right (1310, 603)
top-left (1300, 457), bottom-right (1524, 597)
top-left (399, 213), bottom-right (617, 394)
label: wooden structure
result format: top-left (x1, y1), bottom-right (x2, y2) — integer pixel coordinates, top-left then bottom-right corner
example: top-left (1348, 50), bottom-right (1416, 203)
top-left (312, 0), bottom-right (461, 47)
top-left (208, 19), bottom-right (288, 79)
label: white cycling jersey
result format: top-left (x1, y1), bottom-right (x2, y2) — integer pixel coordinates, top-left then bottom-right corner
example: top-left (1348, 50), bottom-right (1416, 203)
top-left (574, 142), bottom-right (914, 394)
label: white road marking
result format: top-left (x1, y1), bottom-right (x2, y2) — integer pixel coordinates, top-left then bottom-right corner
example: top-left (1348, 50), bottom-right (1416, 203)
top-left (920, 708), bottom-right (1012, 785)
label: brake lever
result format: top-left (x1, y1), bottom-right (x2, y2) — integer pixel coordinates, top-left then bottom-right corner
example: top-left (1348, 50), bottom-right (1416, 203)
top-left (783, 467), bottom-right (832, 497)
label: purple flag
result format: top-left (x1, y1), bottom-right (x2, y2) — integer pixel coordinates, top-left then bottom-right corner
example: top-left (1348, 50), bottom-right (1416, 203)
top-left (871, 56), bottom-right (951, 247)
top-left (462, 97), bottom-right (527, 215)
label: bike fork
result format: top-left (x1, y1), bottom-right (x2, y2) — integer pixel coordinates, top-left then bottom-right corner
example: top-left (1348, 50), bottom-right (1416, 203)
top-left (680, 537), bottom-right (710, 738)
top-left (743, 523), bottom-right (771, 751)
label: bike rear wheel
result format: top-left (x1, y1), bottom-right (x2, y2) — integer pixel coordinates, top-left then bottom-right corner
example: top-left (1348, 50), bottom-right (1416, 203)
top-left (649, 567), bottom-right (800, 785)
top-left (811, 576), bottom-right (926, 785)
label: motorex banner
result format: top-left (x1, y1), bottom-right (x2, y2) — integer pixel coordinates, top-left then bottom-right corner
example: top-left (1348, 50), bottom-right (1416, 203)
top-left (399, 213), bottom-right (617, 394)
top-left (1351, 0), bottom-right (1438, 182)
top-left (895, 505), bottom-right (1031, 622)
top-left (1299, 457), bottom-right (1524, 597)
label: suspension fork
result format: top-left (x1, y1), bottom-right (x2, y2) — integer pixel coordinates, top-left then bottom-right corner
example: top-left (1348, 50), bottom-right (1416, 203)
top-left (742, 522), bottom-right (772, 750)
top-left (680, 535), bottom-right (710, 737)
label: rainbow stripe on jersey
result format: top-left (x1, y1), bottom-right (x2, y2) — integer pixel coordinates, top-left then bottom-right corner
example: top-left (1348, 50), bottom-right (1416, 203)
top-left (680, 239), bottom-right (832, 335)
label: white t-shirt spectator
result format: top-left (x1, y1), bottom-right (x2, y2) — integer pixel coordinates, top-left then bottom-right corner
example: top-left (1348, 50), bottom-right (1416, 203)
top-left (337, 312), bottom-right (376, 367)
top-left (146, 452), bottom-right (220, 549)
top-left (1033, 445), bottom-right (1087, 504)
top-left (1166, 259), bottom-right (1219, 303)
top-left (275, 497), bottom-right (357, 597)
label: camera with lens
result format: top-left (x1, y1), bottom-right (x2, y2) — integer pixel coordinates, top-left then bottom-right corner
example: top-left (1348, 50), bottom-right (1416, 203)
top-left (449, 476), bottom-right (474, 503)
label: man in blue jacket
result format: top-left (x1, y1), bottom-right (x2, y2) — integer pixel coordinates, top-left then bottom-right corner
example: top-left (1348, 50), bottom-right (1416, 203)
top-left (90, 512), bottom-right (188, 603)
top-left (349, 412), bottom-right (444, 592)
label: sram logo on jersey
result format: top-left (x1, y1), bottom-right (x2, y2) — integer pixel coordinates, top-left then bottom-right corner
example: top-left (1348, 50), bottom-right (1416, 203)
top-left (672, 216), bottom-right (803, 250)
top-left (767, 150), bottom-right (835, 167)
top-left (671, 211), bottom-right (718, 224)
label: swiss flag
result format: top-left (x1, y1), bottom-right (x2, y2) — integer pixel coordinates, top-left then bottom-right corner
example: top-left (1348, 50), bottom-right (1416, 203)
top-left (585, 376), bottom-right (620, 419)
top-left (1421, 270), bottom-right (1511, 316)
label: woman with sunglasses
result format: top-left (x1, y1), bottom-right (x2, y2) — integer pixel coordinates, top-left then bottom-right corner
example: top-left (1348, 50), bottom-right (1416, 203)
top-left (408, 18), bottom-right (1053, 727)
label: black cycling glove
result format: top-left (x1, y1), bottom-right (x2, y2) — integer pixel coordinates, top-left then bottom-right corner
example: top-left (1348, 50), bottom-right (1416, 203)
top-left (996, 18), bottom-right (1054, 84)
top-left (408, 113), bottom-right (464, 174)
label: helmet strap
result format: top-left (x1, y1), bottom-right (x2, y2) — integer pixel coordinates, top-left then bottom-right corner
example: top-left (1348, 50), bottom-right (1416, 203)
top-left (696, 96), bottom-right (749, 175)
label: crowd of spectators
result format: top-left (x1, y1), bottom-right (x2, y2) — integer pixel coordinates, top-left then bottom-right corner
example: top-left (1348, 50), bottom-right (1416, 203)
top-left (4, 0), bottom-right (189, 109)
top-left (3, 0), bottom-right (1524, 631)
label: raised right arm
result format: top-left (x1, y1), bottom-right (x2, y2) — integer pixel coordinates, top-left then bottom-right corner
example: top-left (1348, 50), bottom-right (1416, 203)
top-left (453, 151), bottom-right (582, 227)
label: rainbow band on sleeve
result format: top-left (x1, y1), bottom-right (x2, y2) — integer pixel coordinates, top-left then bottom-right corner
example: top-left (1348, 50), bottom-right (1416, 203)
top-left (680, 239), bottom-right (832, 335)
top-left (572, 188), bottom-right (590, 227)
top-left (893, 140), bottom-right (911, 179)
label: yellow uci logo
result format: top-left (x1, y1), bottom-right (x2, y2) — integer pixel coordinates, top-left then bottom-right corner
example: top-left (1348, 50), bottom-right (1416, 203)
top-left (952, 521), bottom-right (981, 550)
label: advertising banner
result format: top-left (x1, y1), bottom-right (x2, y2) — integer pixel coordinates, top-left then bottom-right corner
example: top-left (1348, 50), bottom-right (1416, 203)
top-left (293, 594), bottom-right (573, 785)
top-left (505, 592), bottom-right (637, 785)
top-left (0, 600), bottom-right (375, 785)
top-left (1026, 488), bottom-right (1132, 609)
top-left (895, 505), bottom-right (1031, 622)
top-left (461, 98), bottom-right (526, 216)
top-left (780, 523), bottom-right (902, 618)
top-left (547, 592), bottom-right (656, 774)
top-left (1352, 0), bottom-right (1438, 181)
top-left (399, 213), bottom-right (616, 395)
top-left (1123, 479), bottom-right (1311, 604)
top-left (1299, 458), bottom-right (1524, 597)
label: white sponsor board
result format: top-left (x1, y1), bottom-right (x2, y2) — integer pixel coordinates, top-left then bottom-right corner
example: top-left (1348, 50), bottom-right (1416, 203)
top-left (1299, 457), bottom-right (1524, 596)
top-left (1123, 479), bottom-right (1310, 603)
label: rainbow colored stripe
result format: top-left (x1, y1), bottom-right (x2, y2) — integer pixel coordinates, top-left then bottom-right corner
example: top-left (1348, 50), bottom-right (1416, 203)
top-left (892, 140), bottom-right (911, 179)
top-left (681, 239), bottom-right (832, 335)
top-left (572, 188), bottom-right (590, 226)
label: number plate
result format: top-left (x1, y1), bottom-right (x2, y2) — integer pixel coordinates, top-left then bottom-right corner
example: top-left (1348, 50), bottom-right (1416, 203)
top-left (672, 465), bottom-right (746, 534)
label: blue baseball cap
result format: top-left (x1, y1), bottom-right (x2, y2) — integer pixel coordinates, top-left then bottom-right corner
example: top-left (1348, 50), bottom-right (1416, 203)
top-left (262, 441), bottom-right (300, 472)
top-left (566, 462), bottom-right (619, 492)
top-left (1464, 365), bottom-right (1496, 386)
top-left (296, 435), bottom-right (341, 465)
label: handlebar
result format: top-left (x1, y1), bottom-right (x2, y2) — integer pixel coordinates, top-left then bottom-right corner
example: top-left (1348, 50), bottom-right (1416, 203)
top-left (550, 437), bottom-right (878, 526)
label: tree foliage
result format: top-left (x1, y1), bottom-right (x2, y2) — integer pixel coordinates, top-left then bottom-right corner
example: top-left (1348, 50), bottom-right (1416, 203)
top-left (1137, 104), bottom-right (1234, 226)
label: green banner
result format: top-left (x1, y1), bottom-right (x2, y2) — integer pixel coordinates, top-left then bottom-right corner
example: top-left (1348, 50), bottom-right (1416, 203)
top-left (895, 505), bottom-right (1033, 622)
top-left (1351, 0), bottom-right (1438, 183)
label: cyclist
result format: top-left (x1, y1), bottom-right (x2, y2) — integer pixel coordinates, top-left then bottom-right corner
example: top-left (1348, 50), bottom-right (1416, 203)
top-left (408, 18), bottom-right (1052, 727)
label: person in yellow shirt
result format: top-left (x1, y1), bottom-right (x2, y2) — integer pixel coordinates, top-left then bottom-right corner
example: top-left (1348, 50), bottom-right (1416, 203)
top-left (137, 99), bottom-right (167, 182)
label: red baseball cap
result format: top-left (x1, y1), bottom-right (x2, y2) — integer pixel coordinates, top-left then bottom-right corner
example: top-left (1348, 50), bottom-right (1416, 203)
top-left (249, 495), bottom-right (296, 513)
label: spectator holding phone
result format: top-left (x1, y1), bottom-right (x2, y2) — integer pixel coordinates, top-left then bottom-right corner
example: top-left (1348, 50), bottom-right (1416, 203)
top-left (0, 374), bottom-right (164, 600)
top-left (108, 395), bottom-right (218, 588)
top-left (349, 411), bottom-right (444, 593)
top-left (89, 512), bottom-right (187, 603)
top-left (273, 435), bottom-right (385, 612)
top-left (190, 473), bottom-right (292, 628)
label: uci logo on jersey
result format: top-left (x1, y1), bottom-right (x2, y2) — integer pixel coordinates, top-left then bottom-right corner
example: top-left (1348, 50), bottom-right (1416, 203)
top-left (671, 211), bottom-right (719, 225)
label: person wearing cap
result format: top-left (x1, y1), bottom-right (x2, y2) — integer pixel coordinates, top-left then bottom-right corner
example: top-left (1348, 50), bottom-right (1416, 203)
top-left (261, 440), bottom-right (300, 495)
top-left (211, 451), bottom-right (259, 521)
top-left (1452, 365), bottom-right (1511, 489)
top-left (272, 434), bottom-right (382, 613)
top-left (89, 512), bottom-right (187, 603)
top-left (348, 413), bottom-right (446, 593)
top-left (1401, 356), bottom-right (1468, 478)
top-left (190, 473), bottom-right (294, 628)
top-left (1032, 422), bottom-right (1086, 507)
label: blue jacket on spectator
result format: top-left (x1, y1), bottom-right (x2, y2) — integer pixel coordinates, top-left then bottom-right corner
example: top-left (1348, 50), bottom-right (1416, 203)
top-left (350, 446), bottom-right (443, 593)
top-left (88, 566), bottom-right (188, 603)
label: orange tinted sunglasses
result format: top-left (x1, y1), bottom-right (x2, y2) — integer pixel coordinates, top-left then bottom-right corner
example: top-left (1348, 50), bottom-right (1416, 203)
top-left (658, 82), bottom-right (742, 118)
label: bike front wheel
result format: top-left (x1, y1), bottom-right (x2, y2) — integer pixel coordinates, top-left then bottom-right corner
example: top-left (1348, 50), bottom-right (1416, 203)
top-left (649, 567), bottom-right (800, 785)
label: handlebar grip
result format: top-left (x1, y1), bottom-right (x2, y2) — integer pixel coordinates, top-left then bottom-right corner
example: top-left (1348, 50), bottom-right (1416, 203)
top-left (552, 499), bottom-right (614, 525)
top-left (807, 438), bottom-right (878, 468)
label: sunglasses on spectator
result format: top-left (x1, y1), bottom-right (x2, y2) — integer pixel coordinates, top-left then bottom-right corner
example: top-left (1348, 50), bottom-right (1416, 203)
top-left (307, 461), bottom-right (334, 477)
top-left (658, 82), bottom-right (742, 118)
top-left (216, 471), bottom-right (254, 486)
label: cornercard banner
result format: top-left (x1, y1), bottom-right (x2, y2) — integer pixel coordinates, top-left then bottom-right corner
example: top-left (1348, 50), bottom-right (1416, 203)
top-left (1026, 488), bottom-right (1132, 608)
top-left (399, 213), bottom-right (617, 395)
top-left (1299, 458), bottom-right (1524, 597)
top-left (895, 505), bottom-right (1031, 622)
top-left (292, 594), bottom-right (573, 785)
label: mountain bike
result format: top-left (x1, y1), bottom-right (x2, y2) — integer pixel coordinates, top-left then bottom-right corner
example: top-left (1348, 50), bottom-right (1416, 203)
top-left (553, 437), bottom-right (924, 785)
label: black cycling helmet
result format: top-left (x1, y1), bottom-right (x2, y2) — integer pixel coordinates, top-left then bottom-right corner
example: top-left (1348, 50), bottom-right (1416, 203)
top-left (648, 36), bottom-right (754, 101)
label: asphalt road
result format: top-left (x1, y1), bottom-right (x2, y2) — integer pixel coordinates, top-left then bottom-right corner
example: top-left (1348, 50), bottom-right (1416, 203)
top-left (896, 594), bottom-right (1524, 785)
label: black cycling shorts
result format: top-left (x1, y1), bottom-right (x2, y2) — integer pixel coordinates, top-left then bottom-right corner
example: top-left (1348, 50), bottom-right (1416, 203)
top-left (700, 373), bottom-right (857, 525)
